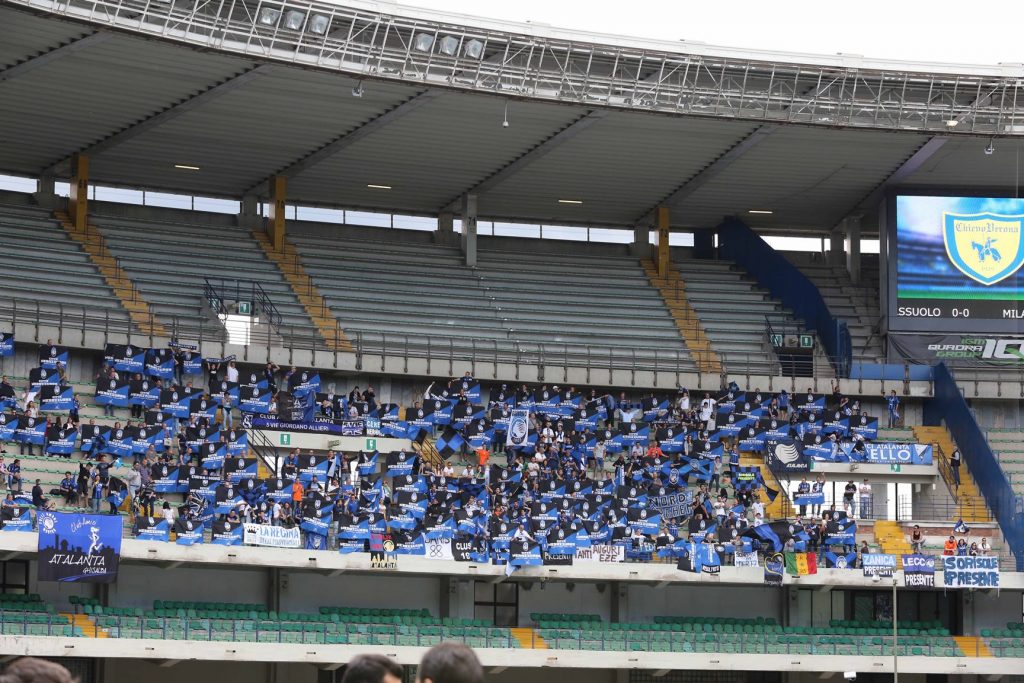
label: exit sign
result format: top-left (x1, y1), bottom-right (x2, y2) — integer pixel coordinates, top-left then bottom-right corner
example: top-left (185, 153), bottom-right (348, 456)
top-left (279, 433), bottom-right (291, 446)
top-left (238, 301), bottom-right (252, 315)
top-left (799, 334), bottom-right (814, 348)
top-left (365, 438), bottom-right (377, 451)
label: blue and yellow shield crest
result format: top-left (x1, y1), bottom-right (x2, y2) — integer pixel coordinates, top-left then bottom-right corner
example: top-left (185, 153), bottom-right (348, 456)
top-left (943, 212), bottom-right (1024, 285)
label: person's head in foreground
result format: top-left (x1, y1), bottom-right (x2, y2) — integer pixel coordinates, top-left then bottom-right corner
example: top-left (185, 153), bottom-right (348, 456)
top-left (341, 654), bottom-right (404, 683)
top-left (417, 642), bottom-right (483, 683)
top-left (0, 657), bottom-right (77, 683)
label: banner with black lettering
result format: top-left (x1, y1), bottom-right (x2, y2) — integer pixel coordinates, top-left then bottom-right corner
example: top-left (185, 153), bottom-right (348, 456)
top-left (37, 512), bottom-right (121, 582)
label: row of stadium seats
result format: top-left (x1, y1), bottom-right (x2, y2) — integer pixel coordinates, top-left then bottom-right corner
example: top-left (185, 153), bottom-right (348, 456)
top-left (0, 601), bottom-right (1014, 657)
top-left (0, 202), bottom-right (812, 372)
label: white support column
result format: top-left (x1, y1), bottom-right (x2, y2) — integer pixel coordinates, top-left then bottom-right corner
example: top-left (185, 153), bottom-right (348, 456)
top-left (461, 194), bottom-right (478, 267)
top-left (845, 215), bottom-right (862, 284)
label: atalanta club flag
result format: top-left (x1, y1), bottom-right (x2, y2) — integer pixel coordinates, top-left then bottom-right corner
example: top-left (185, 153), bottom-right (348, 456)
top-left (0, 333), bottom-right (12, 357)
top-left (105, 344), bottom-right (145, 374)
top-left (37, 512), bottom-right (122, 583)
top-left (95, 377), bottom-right (131, 407)
top-left (38, 344), bottom-right (69, 370)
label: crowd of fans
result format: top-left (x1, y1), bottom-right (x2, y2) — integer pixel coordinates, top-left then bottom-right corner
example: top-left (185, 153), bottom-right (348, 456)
top-left (0, 342), bottom-right (992, 567)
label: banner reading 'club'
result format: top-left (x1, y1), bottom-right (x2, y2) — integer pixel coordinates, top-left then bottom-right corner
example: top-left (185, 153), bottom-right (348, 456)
top-left (37, 512), bottom-right (122, 583)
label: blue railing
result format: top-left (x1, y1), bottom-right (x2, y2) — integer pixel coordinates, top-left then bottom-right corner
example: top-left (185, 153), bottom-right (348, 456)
top-left (924, 363), bottom-right (1024, 570)
top-left (717, 218), bottom-right (851, 377)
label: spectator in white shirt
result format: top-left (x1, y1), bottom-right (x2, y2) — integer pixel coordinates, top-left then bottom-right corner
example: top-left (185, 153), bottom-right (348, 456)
top-left (699, 394), bottom-right (716, 425)
top-left (858, 479), bottom-right (873, 519)
top-left (226, 361), bottom-right (239, 383)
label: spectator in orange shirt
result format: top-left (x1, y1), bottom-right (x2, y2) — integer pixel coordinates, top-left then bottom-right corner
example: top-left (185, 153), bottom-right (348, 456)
top-left (942, 535), bottom-right (956, 556)
top-left (474, 447), bottom-right (490, 468)
top-left (292, 479), bottom-right (305, 505)
top-left (646, 442), bottom-right (663, 459)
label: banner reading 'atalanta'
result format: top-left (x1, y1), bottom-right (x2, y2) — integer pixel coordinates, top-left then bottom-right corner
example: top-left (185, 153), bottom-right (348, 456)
top-left (37, 512), bottom-right (122, 583)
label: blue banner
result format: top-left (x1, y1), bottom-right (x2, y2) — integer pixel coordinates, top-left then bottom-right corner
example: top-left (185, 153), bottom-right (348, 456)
top-left (386, 451), bottom-right (417, 478)
top-left (0, 333), bottom-right (12, 357)
top-left (39, 385), bottom-right (74, 412)
top-left (38, 344), bottom-right (69, 370)
top-left (105, 344), bottom-right (145, 374)
top-left (45, 426), bottom-right (78, 456)
top-left (840, 442), bottom-right (934, 465)
top-left (144, 348), bottom-right (175, 380)
top-left (95, 377), bottom-right (131, 407)
top-left (174, 519), bottom-right (205, 545)
top-left (15, 417), bottom-right (46, 446)
top-left (129, 379), bottom-right (160, 408)
top-left (0, 507), bottom-right (33, 532)
top-left (211, 519), bottom-right (244, 546)
top-left (136, 517), bottom-right (171, 543)
top-left (793, 491), bottom-right (825, 506)
top-left (36, 512), bottom-right (122, 582)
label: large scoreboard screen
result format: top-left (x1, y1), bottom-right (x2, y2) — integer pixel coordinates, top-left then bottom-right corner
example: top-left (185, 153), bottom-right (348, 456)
top-left (889, 194), bottom-right (1024, 333)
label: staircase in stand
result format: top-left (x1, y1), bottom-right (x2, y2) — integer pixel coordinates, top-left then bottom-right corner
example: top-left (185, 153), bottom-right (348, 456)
top-left (873, 520), bottom-right (912, 568)
top-left (912, 426), bottom-right (992, 523)
top-left (641, 260), bottom-right (721, 374)
top-left (953, 635), bottom-right (992, 657)
top-left (55, 211), bottom-right (167, 338)
top-left (252, 231), bottom-right (352, 352)
top-left (510, 627), bottom-right (548, 649)
top-left (739, 453), bottom-right (794, 519)
top-left (413, 437), bottom-right (444, 471)
top-left (63, 613), bottom-right (107, 638)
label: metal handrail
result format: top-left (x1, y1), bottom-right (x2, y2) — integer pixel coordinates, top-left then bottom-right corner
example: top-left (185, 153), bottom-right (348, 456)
top-left (202, 277), bottom-right (284, 330)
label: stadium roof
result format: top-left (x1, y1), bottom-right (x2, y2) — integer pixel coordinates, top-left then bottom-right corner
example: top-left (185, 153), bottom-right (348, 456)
top-left (2, 0), bottom-right (1024, 234)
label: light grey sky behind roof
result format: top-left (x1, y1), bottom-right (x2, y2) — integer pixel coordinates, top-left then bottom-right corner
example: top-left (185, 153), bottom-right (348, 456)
top-left (406, 0), bottom-right (1024, 67)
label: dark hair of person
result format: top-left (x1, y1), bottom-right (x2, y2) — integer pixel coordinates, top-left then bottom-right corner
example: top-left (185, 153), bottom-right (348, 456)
top-left (417, 643), bottom-right (483, 683)
top-left (341, 654), bottom-right (404, 683)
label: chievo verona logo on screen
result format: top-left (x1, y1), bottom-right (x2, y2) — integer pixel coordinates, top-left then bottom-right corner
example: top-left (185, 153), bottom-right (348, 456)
top-left (943, 212), bottom-right (1024, 285)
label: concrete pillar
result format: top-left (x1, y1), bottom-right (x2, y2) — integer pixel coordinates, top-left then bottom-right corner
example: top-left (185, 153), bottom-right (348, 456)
top-left (268, 176), bottom-right (287, 250)
top-left (435, 210), bottom-right (455, 245)
top-left (656, 206), bottom-right (670, 276)
top-left (846, 214), bottom-right (862, 284)
top-left (630, 225), bottom-right (652, 259)
top-left (239, 193), bottom-right (260, 230)
top-left (829, 223), bottom-right (846, 266)
top-left (69, 154), bottom-right (89, 231)
top-left (461, 194), bottom-right (478, 267)
top-left (34, 172), bottom-right (56, 210)
top-left (610, 582), bottom-right (628, 623)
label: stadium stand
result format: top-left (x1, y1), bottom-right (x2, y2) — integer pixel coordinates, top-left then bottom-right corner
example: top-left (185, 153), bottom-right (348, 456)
top-left (289, 230), bottom-right (697, 365)
top-left (674, 258), bottom-right (808, 375)
top-left (790, 256), bottom-right (884, 361)
top-left (0, 205), bottom-right (132, 329)
top-left (90, 213), bottom-right (315, 343)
